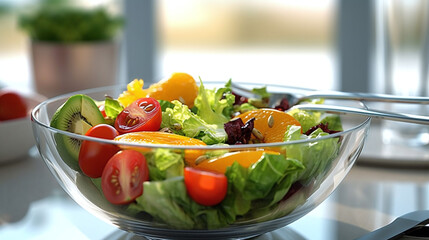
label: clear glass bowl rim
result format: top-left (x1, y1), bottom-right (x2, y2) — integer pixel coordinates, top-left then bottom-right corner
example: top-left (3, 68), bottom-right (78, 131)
top-left (31, 82), bottom-right (372, 150)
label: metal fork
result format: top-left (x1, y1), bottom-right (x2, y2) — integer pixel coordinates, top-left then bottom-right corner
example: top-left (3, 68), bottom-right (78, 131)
top-left (231, 83), bottom-right (429, 124)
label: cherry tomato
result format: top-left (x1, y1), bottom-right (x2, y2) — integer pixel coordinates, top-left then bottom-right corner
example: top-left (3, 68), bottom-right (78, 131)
top-left (184, 167), bottom-right (228, 206)
top-left (0, 90), bottom-right (27, 121)
top-left (79, 124), bottom-right (120, 178)
top-left (101, 150), bottom-right (149, 205)
top-left (98, 104), bottom-right (107, 118)
top-left (114, 97), bottom-right (162, 134)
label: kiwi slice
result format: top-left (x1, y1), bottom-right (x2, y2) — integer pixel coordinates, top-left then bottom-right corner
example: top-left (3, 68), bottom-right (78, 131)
top-left (50, 94), bottom-right (105, 170)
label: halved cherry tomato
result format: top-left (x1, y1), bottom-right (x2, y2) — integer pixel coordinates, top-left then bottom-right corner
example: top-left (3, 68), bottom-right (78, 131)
top-left (79, 124), bottom-right (120, 178)
top-left (0, 90), bottom-right (27, 121)
top-left (98, 104), bottom-right (107, 118)
top-left (184, 167), bottom-right (228, 206)
top-left (114, 97), bottom-right (161, 134)
top-left (101, 150), bottom-right (149, 205)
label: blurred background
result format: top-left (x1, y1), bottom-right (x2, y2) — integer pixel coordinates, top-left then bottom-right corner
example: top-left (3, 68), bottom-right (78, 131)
top-left (155, 0), bottom-right (337, 90)
top-left (0, 0), bottom-right (357, 96)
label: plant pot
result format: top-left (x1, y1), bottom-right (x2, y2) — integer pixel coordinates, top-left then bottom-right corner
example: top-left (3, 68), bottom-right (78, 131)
top-left (31, 41), bottom-right (118, 97)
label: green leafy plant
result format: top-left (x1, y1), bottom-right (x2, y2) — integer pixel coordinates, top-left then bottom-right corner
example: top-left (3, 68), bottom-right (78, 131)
top-left (18, 0), bottom-right (123, 43)
top-left (0, 4), bottom-right (11, 17)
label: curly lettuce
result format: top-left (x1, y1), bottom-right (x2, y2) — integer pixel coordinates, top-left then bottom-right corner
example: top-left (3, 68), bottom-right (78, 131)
top-left (287, 108), bottom-right (343, 133)
top-left (161, 80), bottom-right (235, 145)
top-left (161, 100), bottom-right (227, 144)
top-left (194, 79), bottom-right (235, 124)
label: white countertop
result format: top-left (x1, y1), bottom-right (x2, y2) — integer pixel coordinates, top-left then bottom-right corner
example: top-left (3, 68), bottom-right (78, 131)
top-left (0, 144), bottom-right (428, 240)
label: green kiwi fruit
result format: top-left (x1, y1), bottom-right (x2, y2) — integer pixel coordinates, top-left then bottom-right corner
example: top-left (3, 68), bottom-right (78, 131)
top-left (50, 94), bottom-right (105, 170)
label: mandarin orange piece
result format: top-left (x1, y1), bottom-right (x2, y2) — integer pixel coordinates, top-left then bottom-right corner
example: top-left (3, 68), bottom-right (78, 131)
top-left (195, 150), bottom-right (280, 174)
top-left (117, 72), bottom-right (199, 108)
top-left (114, 131), bottom-right (206, 164)
top-left (235, 109), bottom-right (301, 143)
top-left (147, 72), bottom-right (198, 108)
top-left (115, 131), bottom-right (206, 145)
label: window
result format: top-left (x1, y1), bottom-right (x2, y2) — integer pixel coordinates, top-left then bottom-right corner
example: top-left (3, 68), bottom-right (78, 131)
top-left (157, 0), bottom-right (337, 90)
top-left (0, 0), bottom-right (337, 93)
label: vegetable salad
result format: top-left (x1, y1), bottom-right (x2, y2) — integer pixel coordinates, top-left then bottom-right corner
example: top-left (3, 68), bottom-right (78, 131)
top-left (50, 72), bottom-right (343, 229)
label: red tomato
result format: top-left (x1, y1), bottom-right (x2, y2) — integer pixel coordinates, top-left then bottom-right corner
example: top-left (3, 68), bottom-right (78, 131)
top-left (79, 124), bottom-right (120, 178)
top-left (101, 150), bottom-right (149, 205)
top-left (98, 104), bottom-right (107, 118)
top-left (114, 97), bottom-right (162, 134)
top-left (184, 167), bottom-right (228, 206)
top-left (0, 90), bottom-right (27, 121)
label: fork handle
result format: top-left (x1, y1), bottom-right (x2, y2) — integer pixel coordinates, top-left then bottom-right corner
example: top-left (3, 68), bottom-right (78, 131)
top-left (231, 82), bottom-right (429, 104)
top-left (303, 91), bottom-right (429, 104)
top-left (292, 104), bottom-right (429, 125)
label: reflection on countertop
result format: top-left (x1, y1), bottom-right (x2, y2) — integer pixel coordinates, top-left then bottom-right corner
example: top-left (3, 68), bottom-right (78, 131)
top-left (0, 147), bottom-right (59, 224)
top-left (0, 146), bottom-right (428, 240)
top-left (360, 120), bottom-right (429, 167)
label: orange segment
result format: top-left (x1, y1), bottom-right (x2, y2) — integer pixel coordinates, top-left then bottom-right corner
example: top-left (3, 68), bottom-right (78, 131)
top-left (117, 72), bottom-right (199, 108)
top-left (195, 150), bottom-right (280, 174)
top-left (114, 131), bottom-right (206, 163)
top-left (147, 72), bottom-right (198, 108)
top-left (235, 109), bottom-right (301, 143)
top-left (115, 131), bottom-right (206, 145)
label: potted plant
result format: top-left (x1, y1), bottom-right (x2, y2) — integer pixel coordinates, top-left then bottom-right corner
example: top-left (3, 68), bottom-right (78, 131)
top-left (18, 0), bottom-right (123, 97)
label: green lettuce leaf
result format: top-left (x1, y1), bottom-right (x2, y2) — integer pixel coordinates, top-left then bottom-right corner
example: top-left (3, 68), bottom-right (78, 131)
top-left (286, 109), bottom-right (320, 133)
top-left (130, 177), bottom-right (230, 229)
top-left (194, 79), bottom-right (235, 124)
top-left (302, 98), bottom-right (325, 105)
top-left (242, 154), bottom-right (304, 201)
top-left (160, 80), bottom-right (237, 145)
top-left (104, 97), bottom-right (123, 121)
top-left (145, 149), bottom-right (184, 181)
top-left (251, 86), bottom-right (271, 99)
top-left (233, 103), bottom-right (257, 113)
top-left (321, 114), bottom-right (343, 132)
top-left (161, 100), bottom-right (227, 144)
top-left (283, 125), bottom-right (340, 183)
top-left (158, 99), bottom-right (175, 112)
top-left (127, 152), bottom-right (305, 229)
top-left (287, 102), bottom-right (343, 134)
top-left (222, 153), bottom-right (304, 223)
top-left (133, 177), bottom-right (196, 229)
top-left (221, 162), bottom-right (251, 218)
top-left (245, 86), bottom-right (271, 108)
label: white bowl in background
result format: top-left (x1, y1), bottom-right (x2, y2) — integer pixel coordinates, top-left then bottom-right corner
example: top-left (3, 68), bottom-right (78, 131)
top-left (0, 92), bottom-right (46, 163)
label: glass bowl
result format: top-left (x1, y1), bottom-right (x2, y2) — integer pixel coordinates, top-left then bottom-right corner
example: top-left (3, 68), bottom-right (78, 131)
top-left (31, 82), bottom-right (371, 239)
